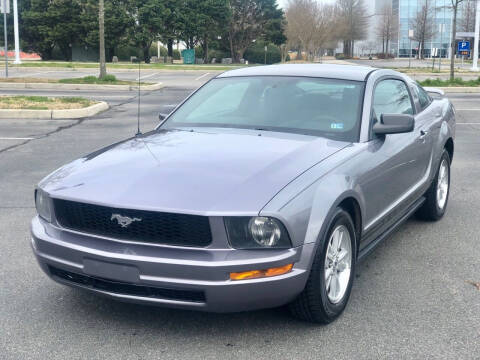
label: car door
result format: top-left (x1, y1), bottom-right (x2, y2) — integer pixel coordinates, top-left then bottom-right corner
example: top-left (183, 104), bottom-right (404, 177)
top-left (359, 78), bottom-right (430, 245)
top-left (410, 83), bottom-right (439, 175)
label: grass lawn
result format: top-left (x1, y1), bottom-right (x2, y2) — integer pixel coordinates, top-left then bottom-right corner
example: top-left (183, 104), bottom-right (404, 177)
top-left (396, 67), bottom-right (479, 74)
top-left (418, 77), bottom-right (480, 87)
top-left (0, 75), bottom-right (150, 86)
top-left (9, 61), bottom-right (245, 71)
top-left (0, 77), bottom-right (58, 83)
top-left (58, 75), bottom-right (145, 85)
top-left (0, 96), bottom-right (95, 110)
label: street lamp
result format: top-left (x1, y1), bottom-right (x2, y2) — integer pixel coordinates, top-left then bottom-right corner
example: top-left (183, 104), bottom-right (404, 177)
top-left (13, 0), bottom-right (20, 64)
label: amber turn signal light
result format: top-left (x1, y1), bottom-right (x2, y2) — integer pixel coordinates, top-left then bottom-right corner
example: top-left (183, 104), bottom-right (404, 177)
top-left (230, 264), bottom-right (293, 281)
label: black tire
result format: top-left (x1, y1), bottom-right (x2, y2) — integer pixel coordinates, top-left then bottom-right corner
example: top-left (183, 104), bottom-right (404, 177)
top-left (417, 150), bottom-right (451, 221)
top-left (289, 208), bottom-right (357, 323)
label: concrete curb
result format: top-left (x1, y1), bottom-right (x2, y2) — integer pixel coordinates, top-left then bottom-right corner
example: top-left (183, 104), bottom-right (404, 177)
top-left (0, 82), bottom-right (164, 91)
top-left (0, 101), bottom-right (109, 120)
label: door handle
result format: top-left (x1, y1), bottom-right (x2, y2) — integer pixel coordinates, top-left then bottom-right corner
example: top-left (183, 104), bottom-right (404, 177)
top-left (419, 130), bottom-right (428, 141)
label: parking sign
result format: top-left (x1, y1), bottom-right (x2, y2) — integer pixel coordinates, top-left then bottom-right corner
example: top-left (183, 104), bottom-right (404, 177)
top-left (458, 41), bottom-right (470, 53)
top-left (0, 0), bottom-right (9, 14)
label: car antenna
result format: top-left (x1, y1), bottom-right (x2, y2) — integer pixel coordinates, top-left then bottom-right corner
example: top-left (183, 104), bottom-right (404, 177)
top-left (135, 57), bottom-right (142, 136)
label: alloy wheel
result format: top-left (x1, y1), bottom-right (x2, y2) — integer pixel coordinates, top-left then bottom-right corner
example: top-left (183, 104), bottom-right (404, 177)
top-left (436, 159), bottom-right (449, 210)
top-left (324, 225), bottom-right (352, 304)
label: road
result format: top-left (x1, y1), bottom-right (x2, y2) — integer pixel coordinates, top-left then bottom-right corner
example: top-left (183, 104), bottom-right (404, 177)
top-left (0, 67), bottom-right (221, 88)
top-left (2, 61), bottom-right (479, 82)
top-left (0, 77), bottom-right (479, 359)
top-left (348, 59), bottom-right (480, 80)
top-left (349, 57), bottom-right (474, 69)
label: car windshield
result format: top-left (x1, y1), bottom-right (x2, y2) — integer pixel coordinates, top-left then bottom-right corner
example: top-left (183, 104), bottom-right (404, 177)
top-left (163, 76), bottom-right (364, 142)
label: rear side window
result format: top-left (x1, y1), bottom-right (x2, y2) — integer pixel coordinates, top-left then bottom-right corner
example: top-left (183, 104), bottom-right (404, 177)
top-left (415, 84), bottom-right (432, 110)
top-left (373, 79), bottom-right (413, 118)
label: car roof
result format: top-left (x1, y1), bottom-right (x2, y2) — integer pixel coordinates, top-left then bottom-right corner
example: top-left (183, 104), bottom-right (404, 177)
top-left (217, 63), bottom-right (378, 82)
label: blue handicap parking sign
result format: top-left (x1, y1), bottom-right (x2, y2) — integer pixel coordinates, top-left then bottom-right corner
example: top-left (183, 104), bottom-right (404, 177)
top-left (458, 41), bottom-right (470, 52)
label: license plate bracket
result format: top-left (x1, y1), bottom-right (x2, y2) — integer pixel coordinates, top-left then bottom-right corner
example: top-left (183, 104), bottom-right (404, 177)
top-left (83, 258), bottom-right (140, 283)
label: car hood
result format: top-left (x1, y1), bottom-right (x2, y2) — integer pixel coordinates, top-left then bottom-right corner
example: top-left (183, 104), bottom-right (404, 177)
top-left (40, 128), bottom-right (349, 215)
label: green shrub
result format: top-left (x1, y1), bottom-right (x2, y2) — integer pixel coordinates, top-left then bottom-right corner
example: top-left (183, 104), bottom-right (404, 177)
top-left (244, 42), bottom-right (281, 64)
top-left (208, 49), bottom-right (229, 63)
top-left (418, 77), bottom-right (480, 87)
top-left (195, 47), bottom-right (232, 62)
top-left (149, 45), bottom-right (168, 58)
top-left (195, 46), bottom-right (204, 59)
top-left (173, 49), bottom-right (181, 60)
top-left (59, 75), bottom-right (119, 84)
top-left (116, 45), bottom-right (141, 61)
top-left (81, 76), bottom-right (98, 82)
top-left (101, 74), bottom-right (117, 82)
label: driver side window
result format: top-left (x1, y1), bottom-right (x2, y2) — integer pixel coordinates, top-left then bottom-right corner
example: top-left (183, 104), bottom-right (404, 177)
top-left (373, 79), bottom-right (414, 120)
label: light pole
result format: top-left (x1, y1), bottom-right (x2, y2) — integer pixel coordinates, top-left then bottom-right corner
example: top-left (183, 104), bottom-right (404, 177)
top-left (472, 0), bottom-right (480, 70)
top-left (1, 0), bottom-right (8, 77)
top-left (409, 29), bottom-right (414, 68)
top-left (439, 23), bottom-right (444, 71)
top-left (13, 0), bottom-right (20, 64)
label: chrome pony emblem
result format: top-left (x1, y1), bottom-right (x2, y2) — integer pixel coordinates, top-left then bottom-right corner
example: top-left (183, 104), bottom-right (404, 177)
top-left (110, 214), bottom-right (142, 228)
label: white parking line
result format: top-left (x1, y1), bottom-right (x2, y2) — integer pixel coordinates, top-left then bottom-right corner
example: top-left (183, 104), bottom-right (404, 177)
top-left (136, 72), bottom-right (158, 81)
top-left (0, 137), bottom-right (35, 140)
top-left (456, 108), bottom-right (480, 111)
top-left (195, 73), bottom-right (210, 81)
top-left (15, 70), bottom-right (57, 78)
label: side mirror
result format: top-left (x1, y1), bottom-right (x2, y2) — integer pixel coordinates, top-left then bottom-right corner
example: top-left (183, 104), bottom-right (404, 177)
top-left (373, 114), bottom-right (414, 135)
top-left (423, 87), bottom-right (444, 97)
top-left (159, 113), bottom-right (168, 122)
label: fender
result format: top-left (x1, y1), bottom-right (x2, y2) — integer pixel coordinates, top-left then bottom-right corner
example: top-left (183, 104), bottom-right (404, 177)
top-left (431, 102), bottom-right (455, 180)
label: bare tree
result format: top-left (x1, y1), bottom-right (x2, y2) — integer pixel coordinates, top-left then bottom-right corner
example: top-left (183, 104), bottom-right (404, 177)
top-left (286, 0), bottom-right (317, 61)
top-left (285, 0), bottom-right (336, 61)
top-left (459, 0), bottom-right (476, 32)
top-left (450, 0), bottom-right (465, 80)
top-left (312, 3), bottom-right (337, 59)
top-left (365, 41), bottom-right (377, 57)
top-left (99, 0), bottom-right (107, 79)
top-left (336, 0), bottom-right (369, 58)
top-left (376, 3), bottom-right (398, 57)
top-left (410, 0), bottom-right (435, 59)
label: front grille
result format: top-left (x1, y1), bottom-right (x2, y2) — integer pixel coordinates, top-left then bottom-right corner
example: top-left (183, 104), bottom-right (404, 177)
top-left (49, 266), bottom-right (206, 303)
top-left (53, 199), bottom-right (212, 247)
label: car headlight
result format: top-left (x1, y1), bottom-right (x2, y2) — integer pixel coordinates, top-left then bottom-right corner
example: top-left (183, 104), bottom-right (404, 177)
top-left (224, 216), bottom-right (291, 249)
top-left (35, 189), bottom-right (52, 222)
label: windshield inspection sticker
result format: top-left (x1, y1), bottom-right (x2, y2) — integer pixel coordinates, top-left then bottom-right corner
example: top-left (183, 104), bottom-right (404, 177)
top-left (331, 123), bottom-right (344, 130)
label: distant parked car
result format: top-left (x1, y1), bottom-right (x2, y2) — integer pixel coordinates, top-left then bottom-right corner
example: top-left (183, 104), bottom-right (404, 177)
top-left (32, 64), bottom-right (455, 323)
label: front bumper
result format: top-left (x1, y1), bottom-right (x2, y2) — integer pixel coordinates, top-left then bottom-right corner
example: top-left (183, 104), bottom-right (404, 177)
top-left (31, 216), bottom-right (313, 312)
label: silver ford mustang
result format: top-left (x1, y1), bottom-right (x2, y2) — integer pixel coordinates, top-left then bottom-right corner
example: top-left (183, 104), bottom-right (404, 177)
top-left (31, 64), bottom-right (455, 323)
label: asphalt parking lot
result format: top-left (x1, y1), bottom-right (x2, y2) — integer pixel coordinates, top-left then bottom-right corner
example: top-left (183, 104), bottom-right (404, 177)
top-left (2, 67), bottom-right (220, 88)
top-left (0, 73), bottom-right (479, 359)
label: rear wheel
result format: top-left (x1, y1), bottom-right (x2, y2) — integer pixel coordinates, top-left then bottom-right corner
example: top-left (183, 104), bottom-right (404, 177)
top-left (289, 209), bottom-right (356, 323)
top-left (417, 150), bottom-right (451, 221)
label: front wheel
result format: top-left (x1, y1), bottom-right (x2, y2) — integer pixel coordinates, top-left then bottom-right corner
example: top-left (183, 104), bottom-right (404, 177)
top-left (417, 150), bottom-right (451, 221)
top-left (289, 209), bottom-right (356, 323)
